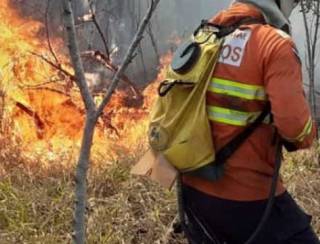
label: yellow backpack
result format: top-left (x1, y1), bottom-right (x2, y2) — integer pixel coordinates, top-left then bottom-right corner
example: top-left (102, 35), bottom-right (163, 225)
top-left (148, 23), bottom-right (223, 173)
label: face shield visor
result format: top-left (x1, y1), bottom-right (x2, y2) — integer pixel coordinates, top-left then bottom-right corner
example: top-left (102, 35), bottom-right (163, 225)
top-left (278, 0), bottom-right (301, 18)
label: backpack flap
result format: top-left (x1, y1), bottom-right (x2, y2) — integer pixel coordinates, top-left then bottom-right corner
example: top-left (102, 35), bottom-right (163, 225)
top-left (166, 25), bottom-right (222, 85)
top-left (171, 40), bottom-right (201, 74)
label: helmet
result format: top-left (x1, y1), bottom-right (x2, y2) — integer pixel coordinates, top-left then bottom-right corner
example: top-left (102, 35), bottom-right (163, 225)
top-left (235, 0), bottom-right (300, 32)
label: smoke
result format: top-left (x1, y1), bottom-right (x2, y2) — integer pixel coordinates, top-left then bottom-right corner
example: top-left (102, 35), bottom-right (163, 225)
top-left (9, 0), bottom-right (318, 93)
top-left (10, 0), bottom-right (231, 83)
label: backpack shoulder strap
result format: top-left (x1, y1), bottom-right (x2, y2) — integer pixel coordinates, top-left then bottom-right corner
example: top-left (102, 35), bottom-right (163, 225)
top-left (216, 17), bottom-right (265, 38)
top-left (193, 17), bottom-right (264, 38)
top-left (214, 102), bottom-right (271, 166)
top-left (187, 103), bottom-right (271, 181)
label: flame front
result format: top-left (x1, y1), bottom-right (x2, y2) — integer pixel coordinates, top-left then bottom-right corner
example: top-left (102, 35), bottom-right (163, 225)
top-left (0, 1), bottom-right (171, 164)
top-left (0, 0), bottom-right (85, 154)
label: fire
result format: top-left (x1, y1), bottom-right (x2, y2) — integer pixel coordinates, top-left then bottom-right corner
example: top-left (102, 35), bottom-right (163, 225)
top-left (0, 0), bottom-right (83, 153)
top-left (0, 0), bottom-right (172, 164)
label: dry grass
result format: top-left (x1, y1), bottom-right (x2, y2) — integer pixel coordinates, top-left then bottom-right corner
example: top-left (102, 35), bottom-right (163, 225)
top-left (0, 134), bottom-right (319, 244)
top-left (0, 134), bottom-right (183, 244)
top-left (283, 143), bottom-right (320, 234)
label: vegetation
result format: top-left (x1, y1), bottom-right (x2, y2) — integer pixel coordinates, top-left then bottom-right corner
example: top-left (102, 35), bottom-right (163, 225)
top-left (0, 133), bottom-right (319, 244)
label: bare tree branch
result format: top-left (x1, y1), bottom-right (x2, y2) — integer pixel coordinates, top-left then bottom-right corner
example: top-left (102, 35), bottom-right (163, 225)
top-left (30, 51), bottom-right (75, 81)
top-left (62, 1), bottom-right (161, 243)
top-left (311, 1), bottom-right (320, 66)
top-left (63, 0), bottom-right (96, 112)
top-left (96, 0), bottom-right (161, 118)
top-left (147, 22), bottom-right (160, 62)
top-left (45, 0), bottom-right (60, 64)
top-left (81, 50), bottom-right (142, 99)
top-left (88, 0), bottom-right (110, 57)
top-left (15, 102), bottom-right (45, 139)
top-left (301, 0), bottom-right (320, 116)
top-left (304, 83), bottom-right (320, 96)
top-left (18, 79), bottom-right (65, 89)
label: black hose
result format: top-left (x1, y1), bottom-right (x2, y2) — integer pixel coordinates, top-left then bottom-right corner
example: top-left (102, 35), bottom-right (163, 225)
top-left (244, 138), bottom-right (283, 244)
top-left (177, 174), bottom-right (222, 244)
top-left (178, 138), bottom-right (282, 244)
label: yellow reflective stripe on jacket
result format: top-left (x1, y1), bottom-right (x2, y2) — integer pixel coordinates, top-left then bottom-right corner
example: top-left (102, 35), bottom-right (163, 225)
top-left (208, 78), bottom-right (267, 101)
top-left (207, 106), bottom-right (264, 126)
top-left (285, 117), bottom-right (313, 142)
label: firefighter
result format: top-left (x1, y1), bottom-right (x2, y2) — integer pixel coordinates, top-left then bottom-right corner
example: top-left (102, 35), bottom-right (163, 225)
top-left (181, 0), bottom-right (320, 243)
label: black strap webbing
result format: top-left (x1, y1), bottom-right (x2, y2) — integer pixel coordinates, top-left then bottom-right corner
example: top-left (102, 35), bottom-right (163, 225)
top-left (215, 102), bottom-right (271, 167)
top-left (187, 103), bottom-right (271, 181)
top-left (194, 18), bottom-right (265, 39)
top-left (244, 136), bottom-right (282, 244)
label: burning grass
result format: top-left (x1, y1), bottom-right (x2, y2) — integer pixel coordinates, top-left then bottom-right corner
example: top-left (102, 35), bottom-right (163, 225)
top-left (0, 133), bottom-right (319, 244)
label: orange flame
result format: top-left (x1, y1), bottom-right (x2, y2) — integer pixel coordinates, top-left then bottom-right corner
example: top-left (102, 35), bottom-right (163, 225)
top-left (0, 1), bottom-right (172, 164)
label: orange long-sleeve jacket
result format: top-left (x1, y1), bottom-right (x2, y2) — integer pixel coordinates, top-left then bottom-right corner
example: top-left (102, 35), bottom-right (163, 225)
top-left (183, 3), bottom-right (316, 201)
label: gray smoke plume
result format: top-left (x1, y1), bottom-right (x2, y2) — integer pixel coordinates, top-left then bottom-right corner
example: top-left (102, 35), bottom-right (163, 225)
top-left (10, 0), bottom-right (318, 94)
